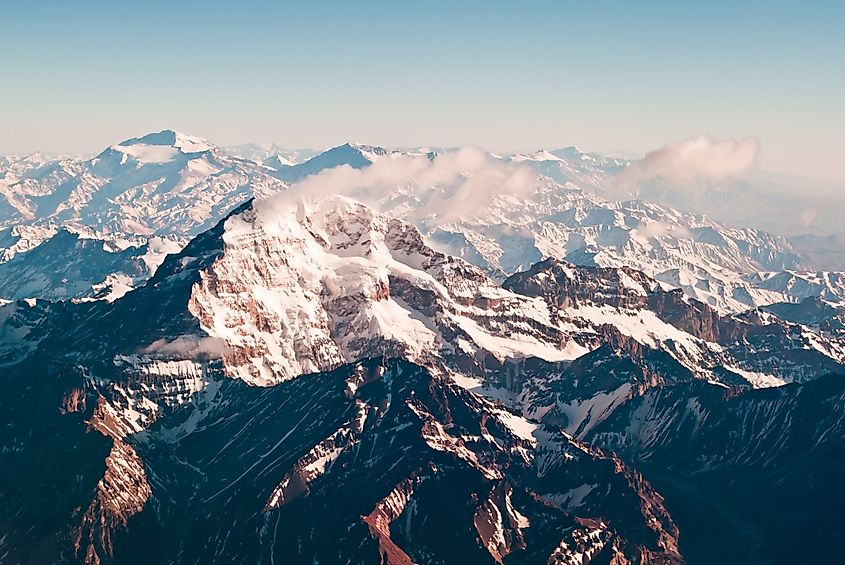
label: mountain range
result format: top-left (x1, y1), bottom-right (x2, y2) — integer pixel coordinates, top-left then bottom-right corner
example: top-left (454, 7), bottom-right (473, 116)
top-left (2, 132), bottom-right (843, 308)
top-left (0, 131), bottom-right (843, 564)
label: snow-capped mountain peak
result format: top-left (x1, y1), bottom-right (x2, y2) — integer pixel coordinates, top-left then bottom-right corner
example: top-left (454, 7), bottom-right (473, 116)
top-left (268, 142), bottom-right (435, 183)
top-left (118, 129), bottom-right (214, 153)
top-left (511, 149), bottom-right (564, 163)
top-left (0, 130), bottom-right (287, 240)
top-left (188, 194), bottom-right (583, 385)
top-left (94, 130), bottom-right (217, 167)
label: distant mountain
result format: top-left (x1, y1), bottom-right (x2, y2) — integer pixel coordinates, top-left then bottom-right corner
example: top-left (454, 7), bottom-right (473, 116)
top-left (233, 141), bottom-right (841, 312)
top-left (760, 294), bottom-right (845, 336)
top-left (223, 142), bottom-right (318, 166)
top-left (609, 170), bottom-right (845, 270)
top-left (0, 130), bottom-right (288, 300)
top-left (510, 146), bottom-right (628, 188)
top-left (300, 147), bottom-right (838, 311)
top-left (505, 148), bottom-right (845, 271)
top-left (0, 130), bottom-right (287, 237)
top-left (3, 135), bottom-right (844, 310)
top-left (0, 228), bottom-right (180, 302)
top-left (745, 270), bottom-right (845, 304)
top-left (266, 142), bottom-right (436, 183)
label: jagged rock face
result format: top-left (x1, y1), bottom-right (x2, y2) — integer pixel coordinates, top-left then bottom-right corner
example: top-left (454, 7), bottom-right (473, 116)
top-left (74, 439), bottom-right (151, 565)
top-left (0, 357), bottom-right (684, 564)
top-left (187, 196), bottom-right (584, 385)
top-left (5, 197), bottom-right (844, 465)
top-left (497, 258), bottom-right (845, 430)
top-left (505, 258), bottom-right (756, 347)
top-left (420, 183), bottom-right (811, 312)
top-left (138, 358), bottom-right (681, 564)
top-left (322, 146), bottom-right (842, 311)
top-left (4, 140), bottom-right (844, 311)
top-left (180, 198), bottom-right (845, 394)
top-left (585, 376), bottom-right (845, 564)
top-left (761, 294), bottom-right (845, 337)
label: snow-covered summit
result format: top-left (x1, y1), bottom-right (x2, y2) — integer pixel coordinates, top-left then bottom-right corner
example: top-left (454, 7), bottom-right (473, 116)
top-left (3, 134), bottom-right (843, 311)
top-left (189, 193), bottom-right (581, 385)
top-left (511, 149), bottom-right (565, 163)
top-left (507, 146), bottom-right (628, 187)
top-left (0, 130), bottom-right (287, 238)
top-left (118, 129), bottom-right (214, 153)
top-left (100, 130), bottom-right (214, 166)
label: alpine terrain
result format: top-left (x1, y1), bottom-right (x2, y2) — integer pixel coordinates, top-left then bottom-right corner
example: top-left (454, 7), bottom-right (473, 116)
top-left (0, 132), bottom-right (843, 565)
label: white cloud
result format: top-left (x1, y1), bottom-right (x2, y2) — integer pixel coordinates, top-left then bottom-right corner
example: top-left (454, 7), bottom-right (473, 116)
top-left (257, 147), bottom-right (538, 223)
top-left (617, 134), bottom-right (760, 186)
top-left (141, 336), bottom-right (229, 357)
top-left (631, 221), bottom-right (691, 241)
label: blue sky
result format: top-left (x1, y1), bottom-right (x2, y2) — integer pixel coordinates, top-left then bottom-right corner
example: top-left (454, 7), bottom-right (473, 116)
top-left (1, 0), bottom-right (843, 179)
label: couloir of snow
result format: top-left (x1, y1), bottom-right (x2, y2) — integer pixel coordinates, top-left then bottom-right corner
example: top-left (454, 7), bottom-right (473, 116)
top-left (721, 365), bottom-right (788, 388)
top-left (555, 383), bottom-right (634, 436)
top-left (564, 304), bottom-right (717, 357)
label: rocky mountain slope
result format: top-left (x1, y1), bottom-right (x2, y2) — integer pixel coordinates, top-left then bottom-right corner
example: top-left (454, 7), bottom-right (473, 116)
top-left (0, 228), bottom-right (181, 302)
top-left (761, 295), bottom-right (845, 336)
top-left (586, 376), bottom-right (845, 564)
top-left (499, 257), bottom-right (845, 434)
top-left (0, 354), bottom-right (685, 564)
top-left (183, 194), bottom-right (845, 393)
top-left (393, 173), bottom-right (822, 312)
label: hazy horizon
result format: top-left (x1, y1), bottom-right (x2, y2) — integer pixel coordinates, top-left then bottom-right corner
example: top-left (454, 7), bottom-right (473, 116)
top-left (2, 0), bottom-right (843, 181)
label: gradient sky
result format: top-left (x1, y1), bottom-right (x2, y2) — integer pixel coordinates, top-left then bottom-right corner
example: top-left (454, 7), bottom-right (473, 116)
top-left (2, 0), bottom-right (843, 180)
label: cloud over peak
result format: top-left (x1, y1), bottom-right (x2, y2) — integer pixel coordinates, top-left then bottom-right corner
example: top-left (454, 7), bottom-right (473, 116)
top-left (259, 147), bottom-right (538, 223)
top-left (619, 134), bottom-right (761, 186)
